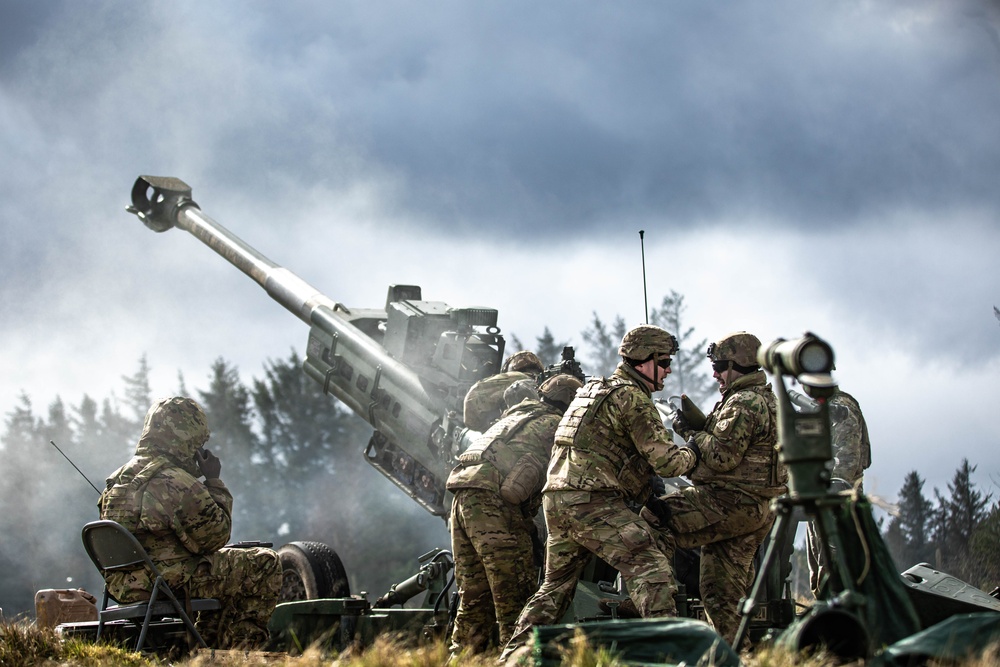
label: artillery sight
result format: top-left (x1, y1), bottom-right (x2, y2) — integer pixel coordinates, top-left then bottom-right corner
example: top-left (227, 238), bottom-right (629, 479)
top-left (758, 332), bottom-right (839, 500)
top-left (758, 332), bottom-right (836, 398)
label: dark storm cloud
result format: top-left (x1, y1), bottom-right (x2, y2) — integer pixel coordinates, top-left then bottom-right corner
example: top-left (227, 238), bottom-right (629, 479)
top-left (0, 1), bottom-right (65, 71)
top-left (5, 1), bottom-right (999, 240)
top-left (191, 1), bottom-right (1000, 234)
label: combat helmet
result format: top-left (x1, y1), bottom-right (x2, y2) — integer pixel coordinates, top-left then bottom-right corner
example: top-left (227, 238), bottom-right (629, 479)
top-left (618, 324), bottom-right (678, 361)
top-left (707, 331), bottom-right (762, 371)
top-left (503, 378), bottom-right (539, 408)
top-left (538, 374), bottom-right (585, 411)
top-left (502, 350), bottom-right (544, 375)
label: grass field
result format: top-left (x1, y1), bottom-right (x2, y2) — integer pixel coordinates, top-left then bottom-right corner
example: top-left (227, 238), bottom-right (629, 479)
top-left (3, 618), bottom-right (1000, 666)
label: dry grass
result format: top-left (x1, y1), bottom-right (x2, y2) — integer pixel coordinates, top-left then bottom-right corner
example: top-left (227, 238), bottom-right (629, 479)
top-left (3, 619), bottom-right (1000, 667)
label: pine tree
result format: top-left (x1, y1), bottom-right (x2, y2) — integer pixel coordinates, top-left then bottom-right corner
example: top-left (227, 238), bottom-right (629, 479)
top-left (0, 395), bottom-right (95, 613)
top-left (535, 327), bottom-right (569, 367)
top-left (580, 312), bottom-right (627, 376)
top-left (969, 501), bottom-right (1000, 589)
top-left (251, 350), bottom-right (363, 539)
top-left (649, 291), bottom-right (714, 407)
top-left (506, 333), bottom-right (525, 356)
top-left (120, 355), bottom-right (153, 425)
top-left (71, 395), bottom-right (101, 447)
top-left (250, 350), bottom-right (449, 595)
top-left (97, 395), bottom-right (135, 458)
top-left (893, 471), bottom-right (935, 568)
top-left (932, 459), bottom-right (991, 579)
top-left (197, 358), bottom-right (265, 540)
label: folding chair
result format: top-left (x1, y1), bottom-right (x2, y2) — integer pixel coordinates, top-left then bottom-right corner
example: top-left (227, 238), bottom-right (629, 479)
top-left (81, 519), bottom-right (220, 652)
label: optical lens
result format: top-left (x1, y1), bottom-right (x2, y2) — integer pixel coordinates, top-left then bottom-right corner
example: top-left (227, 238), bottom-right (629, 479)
top-left (798, 342), bottom-right (832, 373)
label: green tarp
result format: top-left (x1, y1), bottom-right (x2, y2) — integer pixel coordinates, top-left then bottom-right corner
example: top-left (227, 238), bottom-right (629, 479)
top-left (873, 612), bottom-right (1000, 666)
top-left (778, 495), bottom-right (921, 659)
top-left (531, 617), bottom-right (739, 667)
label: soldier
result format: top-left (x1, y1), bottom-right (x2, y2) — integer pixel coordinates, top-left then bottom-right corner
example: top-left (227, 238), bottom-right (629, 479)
top-left (500, 325), bottom-right (699, 660)
top-left (447, 374), bottom-right (583, 656)
top-left (805, 384), bottom-right (871, 597)
top-left (99, 397), bottom-right (282, 649)
top-left (651, 331), bottom-right (785, 648)
top-left (463, 350), bottom-right (544, 431)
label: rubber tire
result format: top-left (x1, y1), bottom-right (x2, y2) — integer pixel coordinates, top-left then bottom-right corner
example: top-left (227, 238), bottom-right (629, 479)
top-left (277, 541), bottom-right (351, 602)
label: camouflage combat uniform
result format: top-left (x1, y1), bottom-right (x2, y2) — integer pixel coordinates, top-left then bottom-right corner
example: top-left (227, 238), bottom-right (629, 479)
top-left (99, 397), bottom-right (282, 649)
top-left (463, 370), bottom-right (535, 432)
top-left (653, 370), bottom-right (784, 646)
top-left (806, 389), bottom-right (871, 596)
top-left (503, 363), bottom-right (698, 654)
top-left (446, 397), bottom-right (564, 654)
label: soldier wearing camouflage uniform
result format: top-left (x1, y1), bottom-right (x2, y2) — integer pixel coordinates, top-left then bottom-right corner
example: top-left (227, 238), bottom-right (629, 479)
top-left (806, 386), bottom-right (871, 596)
top-left (500, 325), bottom-right (699, 660)
top-left (447, 374), bottom-right (584, 655)
top-left (99, 397), bottom-right (282, 649)
top-left (658, 331), bottom-right (785, 648)
top-left (463, 350), bottom-right (544, 432)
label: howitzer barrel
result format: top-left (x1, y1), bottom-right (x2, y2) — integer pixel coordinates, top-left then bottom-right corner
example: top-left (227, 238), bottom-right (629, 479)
top-left (129, 175), bottom-right (337, 324)
top-left (127, 176), bottom-right (497, 515)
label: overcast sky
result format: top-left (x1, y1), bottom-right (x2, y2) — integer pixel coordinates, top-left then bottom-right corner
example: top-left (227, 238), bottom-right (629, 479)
top-left (2, 1), bottom-right (999, 513)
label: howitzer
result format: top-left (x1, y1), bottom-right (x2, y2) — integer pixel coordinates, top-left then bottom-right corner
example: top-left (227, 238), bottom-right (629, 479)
top-left (127, 176), bottom-right (500, 516)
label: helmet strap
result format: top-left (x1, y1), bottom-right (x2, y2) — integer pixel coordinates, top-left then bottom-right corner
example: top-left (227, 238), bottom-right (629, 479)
top-left (632, 354), bottom-right (663, 391)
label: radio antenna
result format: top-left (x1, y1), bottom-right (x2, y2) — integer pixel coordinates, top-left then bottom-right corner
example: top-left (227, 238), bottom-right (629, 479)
top-left (49, 440), bottom-right (101, 495)
top-left (639, 230), bottom-right (649, 323)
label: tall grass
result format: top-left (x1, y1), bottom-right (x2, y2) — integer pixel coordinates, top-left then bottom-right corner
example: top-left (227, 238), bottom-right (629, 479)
top-left (3, 619), bottom-right (999, 667)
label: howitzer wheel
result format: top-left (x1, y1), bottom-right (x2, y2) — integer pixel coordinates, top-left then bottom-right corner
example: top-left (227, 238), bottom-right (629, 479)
top-left (278, 541), bottom-right (351, 602)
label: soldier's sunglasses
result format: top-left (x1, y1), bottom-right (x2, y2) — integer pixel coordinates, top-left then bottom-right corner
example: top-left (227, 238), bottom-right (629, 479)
top-left (657, 358), bottom-right (672, 370)
top-left (711, 360), bottom-right (730, 373)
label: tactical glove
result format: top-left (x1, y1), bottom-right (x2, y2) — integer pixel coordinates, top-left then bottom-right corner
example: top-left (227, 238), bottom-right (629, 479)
top-left (196, 447), bottom-right (222, 480)
top-left (672, 413), bottom-right (694, 439)
top-left (681, 437), bottom-right (702, 467)
top-left (640, 495), bottom-right (672, 529)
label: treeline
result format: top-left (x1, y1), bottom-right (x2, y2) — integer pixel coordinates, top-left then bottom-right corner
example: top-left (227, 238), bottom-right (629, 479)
top-left (4, 291), bottom-right (997, 621)
top-left (0, 353), bottom-right (449, 616)
top-left (882, 461), bottom-right (999, 590)
top-left (0, 290), bottom-right (711, 617)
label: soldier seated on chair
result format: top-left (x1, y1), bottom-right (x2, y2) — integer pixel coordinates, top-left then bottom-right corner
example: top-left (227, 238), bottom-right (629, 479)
top-left (98, 397), bottom-right (282, 649)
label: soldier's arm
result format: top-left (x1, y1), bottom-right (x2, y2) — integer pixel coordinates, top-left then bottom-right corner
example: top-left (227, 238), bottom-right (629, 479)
top-left (624, 392), bottom-right (697, 477)
top-left (829, 400), bottom-right (865, 482)
top-left (143, 470), bottom-right (233, 555)
top-left (691, 396), bottom-right (758, 472)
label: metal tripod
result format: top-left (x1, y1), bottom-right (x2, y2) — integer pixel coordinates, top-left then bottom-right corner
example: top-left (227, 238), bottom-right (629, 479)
top-left (733, 337), bottom-right (867, 652)
top-left (733, 487), bottom-right (866, 650)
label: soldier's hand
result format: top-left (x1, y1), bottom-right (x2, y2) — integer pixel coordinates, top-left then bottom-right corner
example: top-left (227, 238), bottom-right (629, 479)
top-left (196, 447), bottom-right (222, 480)
top-left (681, 437), bottom-right (702, 467)
top-left (672, 413), bottom-right (693, 438)
top-left (640, 495), bottom-right (672, 529)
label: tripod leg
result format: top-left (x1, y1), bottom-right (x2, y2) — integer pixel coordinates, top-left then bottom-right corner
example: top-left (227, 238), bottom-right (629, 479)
top-left (732, 504), bottom-right (791, 650)
top-left (813, 502), bottom-right (860, 598)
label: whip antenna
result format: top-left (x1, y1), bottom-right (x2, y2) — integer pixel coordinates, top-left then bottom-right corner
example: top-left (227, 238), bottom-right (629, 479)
top-left (639, 230), bottom-right (649, 323)
top-left (49, 440), bottom-right (101, 495)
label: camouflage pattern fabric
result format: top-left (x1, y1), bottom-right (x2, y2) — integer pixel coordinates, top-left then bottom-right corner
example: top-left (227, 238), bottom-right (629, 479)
top-left (806, 389), bottom-right (871, 596)
top-left (500, 365), bottom-right (697, 659)
top-left (98, 397), bottom-right (282, 649)
top-left (463, 370), bottom-right (535, 431)
top-left (449, 489), bottom-right (537, 654)
top-left (650, 486), bottom-right (774, 647)
top-left (651, 370), bottom-right (782, 647)
top-left (504, 491), bottom-right (682, 654)
top-left (827, 390), bottom-right (871, 486)
top-left (446, 399), bottom-right (562, 654)
top-left (545, 364), bottom-right (697, 499)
